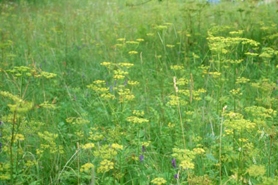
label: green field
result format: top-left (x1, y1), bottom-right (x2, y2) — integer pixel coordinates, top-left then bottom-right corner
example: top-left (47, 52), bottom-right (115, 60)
top-left (0, 0), bottom-right (278, 184)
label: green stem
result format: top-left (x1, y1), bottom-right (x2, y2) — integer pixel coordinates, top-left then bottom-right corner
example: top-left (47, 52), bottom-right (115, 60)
top-left (10, 111), bottom-right (17, 184)
top-left (268, 135), bottom-right (273, 177)
top-left (237, 131), bottom-right (243, 183)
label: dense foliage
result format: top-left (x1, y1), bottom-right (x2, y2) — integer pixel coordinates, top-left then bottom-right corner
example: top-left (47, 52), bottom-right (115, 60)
top-left (0, 0), bottom-right (277, 184)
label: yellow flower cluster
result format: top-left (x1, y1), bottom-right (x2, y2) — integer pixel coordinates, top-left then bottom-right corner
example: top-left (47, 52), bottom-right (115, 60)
top-left (66, 117), bottom-right (90, 125)
top-left (259, 47), bottom-right (277, 59)
top-left (6, 66), bottom-right (32, 77)
top-left (167, 95), bottom-right (187, 106)
top-left (6, 65), bottom-right (57, 79)
top-left (192, 52), bottom-right (200, 59)
top-left (224, 112), bottom-right (256, 131)
top-left (166, 44), bottom-right (175, 48)
top-left (192, 147), bottom-right (205, 155)
top-left (80, 163), bottom-right (94, 173)
top-left (0, 91), bottom-right (22, 102)
top-left (37, 71), bottom-right (57, 79)
top-left (118, 88), bottom-right (135, 103)
top-left (155, 25), bottom-right (168, 30)
top-left (111, 143), bottom-right (123, 150)
top-left (89, 128), bottom-right (104, 141)
top-left (126, 116), bottom-right (149, 124)
top-left (230, 88), bottom-right (242, 96)
top-left (188, 175), bottom-right (212, 184)
top-left (128, 50), bottom-right (138, 55)
top-left (81, 143), bottom-right (95, 149)
top-left (118, 62), bottom-right (134, 68)
top-left (90, 61), bottom-right (137, 103)
top-left (136, 38), bottom-right (144, 42)
top-left (176, 78), bottom-right (188, 86)
top-left (168, 122), bottom-right (175, 128)
top-left (245, 106), bottom-right (276, 119)
top-left (25, 160), bottom-right (38, 168)
top-left (100, 61), bottom-right (112, 67)
top-left (0, 91), bottom-right (33, 113)
top-left (207, 33), bottom-right (260, 54)
top-left (37, 131), bottom-right (64, 155)
top-left (172, 148), bottom-right (196, 170)
top-left (93, 144), bottom-right (118, 159)
top-left (229, 30), bottom-right (244, 36)
top-left (236, 77), bottom-right (250, 84)
top-left (14, 134), bottom-right (25, 142)
top-left (87, 80), bottom-right (111, 95)
top-left (224, 59), bottom-right (243, 64)
top-left (97, 159), bottom-right (114, 173)
top-left (207, 71), bottom-right (221, 78)
top-left (180, 160), bottom-right (195, 170)
top-left (141, 141), bottom-right (151, 147)
top-left (247, 165), bottom-right (266, 177)
top-left (117, 38), bottom-right (125, 42)
top-left (132, 110), bottom-right (145, 117)
top-left (126, 41), bottom-right (139, 44)
top-left (127, 80), bottom-right (139, 86)
top-left (151, 177), bottom-right (167, 185)
top-left (39, 101), bottom-right (57, 109)
top-left (170, 65), bottom-right (184, 71)
top-left (0, 162), bottom-right (10, 180)
top-left (245, 52), bottom-right (258, 57)
top-left (113, 69), bottom-right (128, 80)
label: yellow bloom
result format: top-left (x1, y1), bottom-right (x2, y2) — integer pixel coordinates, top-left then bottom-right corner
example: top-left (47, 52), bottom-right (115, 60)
top-left (101, 61), bottom-right (112, 67)
top-left (247, 165), bottom-right (266, 177)
top-left (126, 116), bottom-right (149, 124)
top-left (193, 147), bottom-right (205, 155)
top-left (97, 159), bottom-right (114, 173)
top-left (127, 80), bottom-right (139, 86)
top-left (111, 143), bottom-right (123, 150)
top-left (132, 110), bottom-right (144, 116)
top-left (80, 163), bottom-right (94, 173)
top-left (128, 50), bottom-right (138, 55)
top-left (118, 62), bottom-right (134, 68)
top-left (236, 77), bottom-right (250, 84)
top-left (39, 101), bottom-right (56, 109)
top-left (151, 177), bottom-right (167, 185)
top-left (166, 44), bottom-right (175, 48)
top-left (126, 41), bottom-right (139, 44)
top-left (141, 141), bottom-right (151, 147)
top-left (14, 134), bottom-right (25, 142)
top-left (93, 145), bottom-right (118, 159)
top-left (39, 71), bottom-right (57, 79)
top-left (155, 25), bottom-right (168, 30)
top-left (117, 38), bottom-right (125, 42)
top-left (168, 122), bottom-right (175, 128)
top-left (208, 71), bottom-right (221, 78)
top-left (170, 65), bottom-right (184, 71)
top-left (81, 143), bottom-right (95, 149)
top-left (136, 38), bottom-right (144, 42)
top-left (180, 160), bottom-right (195, 170)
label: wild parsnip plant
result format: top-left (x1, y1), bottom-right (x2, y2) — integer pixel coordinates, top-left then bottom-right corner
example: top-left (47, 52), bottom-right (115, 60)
top-left (0, 0), bottom-right (278, 184)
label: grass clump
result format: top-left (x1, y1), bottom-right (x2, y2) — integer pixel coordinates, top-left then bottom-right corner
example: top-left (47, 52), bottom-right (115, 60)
top-left (0, 0), bottom-right (278, 184)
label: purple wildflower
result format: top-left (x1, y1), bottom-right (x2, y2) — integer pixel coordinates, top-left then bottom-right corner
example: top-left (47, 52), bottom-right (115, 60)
top-left (171, 158), bottom-right (177, 168)
top-left (139, 154), bottom-right (144, 162)
top-left (174, 173), bottom-right (179, 179)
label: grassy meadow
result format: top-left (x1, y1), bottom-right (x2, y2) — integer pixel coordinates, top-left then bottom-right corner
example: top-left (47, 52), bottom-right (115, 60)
top-left (0, 0), bottom-right (278, 184)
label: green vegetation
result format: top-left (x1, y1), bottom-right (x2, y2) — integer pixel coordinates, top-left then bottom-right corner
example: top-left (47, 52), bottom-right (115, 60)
top-left (0, 0), bottom-right (277, 184)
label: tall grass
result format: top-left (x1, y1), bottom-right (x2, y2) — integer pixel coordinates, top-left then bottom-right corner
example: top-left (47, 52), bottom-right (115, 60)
top-left (0, 0), bottom-right (278, 184)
